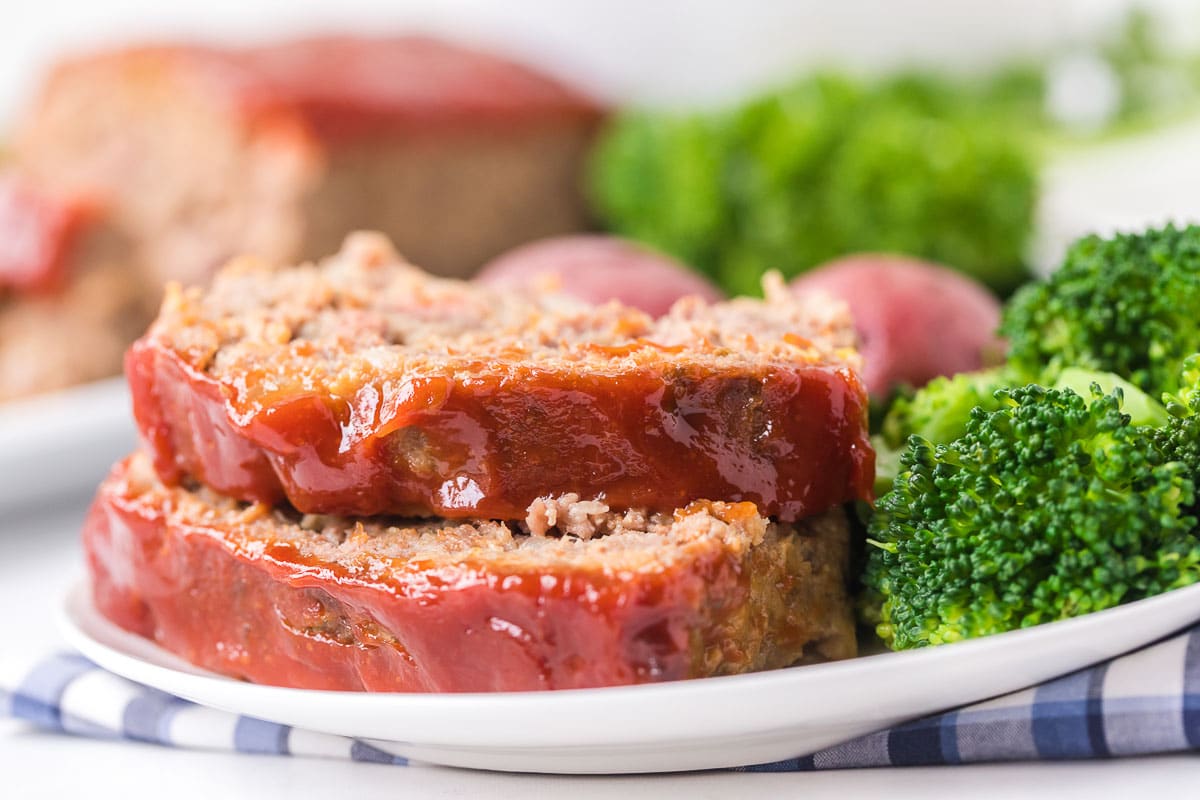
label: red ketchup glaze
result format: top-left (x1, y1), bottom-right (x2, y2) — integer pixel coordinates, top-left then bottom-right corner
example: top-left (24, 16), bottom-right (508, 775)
top-left (0, 174), bottom-right (93, 294)
top-left (84, 458), bottom-right (741, 691)
top-left (235, 36), bottom-right (605, 141)
top-left (127, 339), bottom-right (875, 521)
top-left (111, 37), bottom-right (603, 145)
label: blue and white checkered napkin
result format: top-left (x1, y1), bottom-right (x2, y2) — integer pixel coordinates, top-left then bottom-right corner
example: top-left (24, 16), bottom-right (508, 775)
top-left (5, 627), bottom-right (1200, 771)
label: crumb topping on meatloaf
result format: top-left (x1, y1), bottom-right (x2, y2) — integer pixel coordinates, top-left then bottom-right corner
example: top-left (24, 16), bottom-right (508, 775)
top-left (156, 232), bottom-right (860, 401)
top-left (85, 453), bottom-right (857, 691)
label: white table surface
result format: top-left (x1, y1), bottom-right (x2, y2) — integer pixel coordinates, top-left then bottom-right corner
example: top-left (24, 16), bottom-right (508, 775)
top-left (3, 486), bottom-right (1200, 798)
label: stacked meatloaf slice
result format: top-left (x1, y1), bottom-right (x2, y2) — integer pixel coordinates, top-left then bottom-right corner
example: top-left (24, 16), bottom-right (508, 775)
top-left (85, 233), bottom-right (874, 692)
top-left (91, 454), bottom-right (855, 691)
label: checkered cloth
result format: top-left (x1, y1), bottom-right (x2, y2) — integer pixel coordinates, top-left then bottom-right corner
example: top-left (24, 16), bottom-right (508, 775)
top-left (5, 627), bottom-right (1200, 771)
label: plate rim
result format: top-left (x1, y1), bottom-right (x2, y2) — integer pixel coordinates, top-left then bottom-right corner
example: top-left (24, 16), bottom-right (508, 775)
top-left (58, 576), bottom-right (1200, 750)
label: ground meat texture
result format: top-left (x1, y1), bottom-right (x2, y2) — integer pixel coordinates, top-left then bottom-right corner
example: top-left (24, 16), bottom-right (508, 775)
top-left (14, 36), bottom-right (603, 284)
top-left (522, 494), bottom-right (661, 539)
top-left (128, 233), bottom-right (874, 521)
top-left (84, 453), bottom-right (856, 692)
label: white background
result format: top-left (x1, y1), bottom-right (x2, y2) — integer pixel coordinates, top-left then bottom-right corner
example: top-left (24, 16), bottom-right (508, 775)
top-left (4, 0), bottom-right (1199, 120)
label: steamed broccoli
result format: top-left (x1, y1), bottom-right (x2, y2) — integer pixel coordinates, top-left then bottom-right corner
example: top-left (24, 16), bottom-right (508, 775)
top-left (1053, 367), bottom-right (1169, 426)
top-left (590, 74), bottom-right (1038, 296)
top-left (871, 365), bottom-right (1165, 494)
top-left (863, 223), bottom-right (1200, 650)
top-left (880, 367), bottom-right (1021, 450)
top-left (863, 383), bottom-right (1200, 649)
top-left (1153, 355), bottom-right (1200, 484)
top-left (587, 113), bottom-right (730, 280)
top-left (1003, 224), bottom-right (1200, 399)
top-left (872, 367), bottom-right (1020, 494)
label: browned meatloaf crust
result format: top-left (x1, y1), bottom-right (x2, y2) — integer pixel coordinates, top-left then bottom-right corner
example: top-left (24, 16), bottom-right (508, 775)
top-left (128, 233), bottom-right (874, 521)
top-left (14, 36), bottom-right (603, 285)
top-left (85, 452), bottom-right (856, 692)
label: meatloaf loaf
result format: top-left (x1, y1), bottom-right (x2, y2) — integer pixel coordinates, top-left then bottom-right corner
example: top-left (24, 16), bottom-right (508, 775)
top-left (14, 36), bottom-right (603, 285)
top-left (85, 452), bottom-right (856, 692)
top-left (129, 232), bottom-right (874, 522)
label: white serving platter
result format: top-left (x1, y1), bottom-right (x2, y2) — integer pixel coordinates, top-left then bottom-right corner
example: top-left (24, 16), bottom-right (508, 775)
top-left (60, 577), bottom-right (1200, 775)
top-left (0, 378), bottom-right (135, 512)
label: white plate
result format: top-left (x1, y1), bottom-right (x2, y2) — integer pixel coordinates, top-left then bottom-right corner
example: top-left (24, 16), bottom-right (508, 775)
top-left (0, 378), bottom-right (135, 513)
top-left (59, 578), bottom-right (1200, 775)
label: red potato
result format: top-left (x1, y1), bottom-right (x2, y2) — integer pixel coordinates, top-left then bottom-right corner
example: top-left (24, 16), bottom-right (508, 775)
top-left (476, 235), bottom-right (723, 316)
top-left (791, 254), bottom-right (1003, 398)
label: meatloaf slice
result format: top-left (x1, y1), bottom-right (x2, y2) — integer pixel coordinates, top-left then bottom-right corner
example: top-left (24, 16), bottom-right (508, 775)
top-left (0, 176), bottom-right (154, 400)
top-left (84, 452), bottom-right (856, 692)
top-left (14, 36), bottom-right (602, 285)
top-left (128, 233), bottom-right (874, 522)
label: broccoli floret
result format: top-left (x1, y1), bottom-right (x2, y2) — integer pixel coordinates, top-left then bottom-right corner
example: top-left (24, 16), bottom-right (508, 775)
top-left (863, 383), bottom-right (1200, 649)
top-left (871, 365), bottom-right (1165, 494)
top-left (881, 367), bottom-right (1021, 450)
top-left (1002, 224), bottom-right (1200, 398)
top-left (1053, 366), bottom-right (1168, 426)
top-left (873, 367), bottom-right (1021, 495)
top-left (1153, 354), bottom-right (1200, 481)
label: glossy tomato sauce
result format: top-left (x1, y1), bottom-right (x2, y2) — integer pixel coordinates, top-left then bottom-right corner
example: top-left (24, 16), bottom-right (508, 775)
top-left (127, 338), bottom-right (875, 521)
top-left (0, 174), bottom-right (94, 294)
top-left (235, 36), bottom-right (604, 141)
top-left (125, 37), bottom-right (602, 146)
